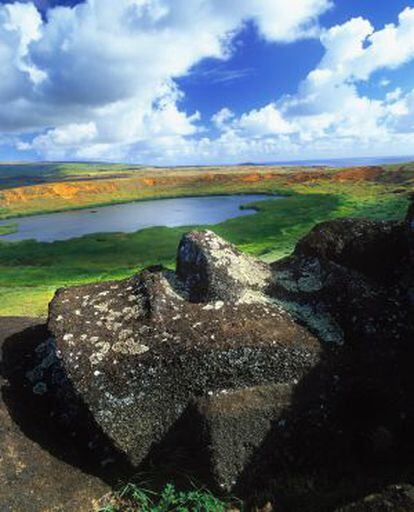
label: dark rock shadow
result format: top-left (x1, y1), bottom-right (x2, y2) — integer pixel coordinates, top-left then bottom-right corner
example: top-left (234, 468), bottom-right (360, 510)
top-left (1, 323), bottom-right (134, 486)
top-left (132, 404), bottom-right (217, 491)
top-left (230, 310), bottom-right (414, 512)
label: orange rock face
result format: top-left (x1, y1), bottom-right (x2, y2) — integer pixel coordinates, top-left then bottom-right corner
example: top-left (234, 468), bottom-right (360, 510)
top-left (1, 180), bottom-right (118, 206)
top-left (141, 178), bottom-right (158, 186)
top-left (331, 166), bottom-right (384, 182)
top-left (241, 173), bottom-right (262, 183)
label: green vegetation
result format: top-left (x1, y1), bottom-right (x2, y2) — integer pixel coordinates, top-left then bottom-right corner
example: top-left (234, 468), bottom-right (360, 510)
top-left (0, 223), bottom-right (17, 236)
top-left (99, 482), bottom-right (231, 512)
top-left (0, 161), bottom-right (147, 189)
top-left (0, 179), bottom-right (408, 316)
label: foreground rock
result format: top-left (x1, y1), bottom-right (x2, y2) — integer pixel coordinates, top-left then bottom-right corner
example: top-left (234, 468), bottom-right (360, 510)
top-left (48, 252), bottom-right (321, 467)
top-left (407, 200), bottom-right (414, 306)
top-left (177, 229), bottom-right (272, 302)
top-left (20, 200), bottom-right (414, 499)
top-left (271, 218), bottom-right (409, 346)
top-left (194, 384), bottom-right (295, 491)
top-left (336, 484), bottom-right (414, 511)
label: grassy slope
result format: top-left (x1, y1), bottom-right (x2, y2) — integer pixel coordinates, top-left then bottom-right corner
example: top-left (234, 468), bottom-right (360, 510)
top-left (0, 162), bottom-right (411, 317)
top-left (0, 223), bottom-right (17, 236)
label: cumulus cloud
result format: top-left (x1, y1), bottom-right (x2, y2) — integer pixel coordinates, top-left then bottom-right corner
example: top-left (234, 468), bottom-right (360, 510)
top-left (203, 6), bottom-right (414, 163)
top-left (3, 1), bottom-right (414, 163)
top-left (0, 0), bottom-right (331, 160)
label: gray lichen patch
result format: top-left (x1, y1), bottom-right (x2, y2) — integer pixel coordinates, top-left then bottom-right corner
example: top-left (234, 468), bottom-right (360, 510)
top-left (271, 297), bottom-right (345, 346)
top-left (112, 340), bottom-right (149, 356)
top-left (177, 230), bottom-right (272, 303)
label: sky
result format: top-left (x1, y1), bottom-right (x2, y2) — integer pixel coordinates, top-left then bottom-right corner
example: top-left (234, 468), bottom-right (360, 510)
top-left (1, 0), bottom-right (414, 164)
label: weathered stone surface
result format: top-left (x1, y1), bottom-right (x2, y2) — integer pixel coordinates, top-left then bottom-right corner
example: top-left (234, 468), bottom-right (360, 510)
top-left (48, 252), bottom-right (321, 467)
top-left (269, 215), bottom-right (410, 347)
top-left (194, 383), bottom-right (295, 491)
top-left (335, 484), bottom-right (414, 512)
top-left (177, 229), bottom-right (272, 302)
top-left (294, 218), bottom-right (407, 282)
top-left (270, 253), bottom-right (408, 346)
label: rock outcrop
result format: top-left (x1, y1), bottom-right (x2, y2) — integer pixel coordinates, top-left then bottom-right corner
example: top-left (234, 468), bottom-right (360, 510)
top-left (270, 217), bottom-right (409, 346)
top-left (48, 237), bottom-right (320, 468)
top-left (335, 484), bottom-right (414, 512)
top-left (19, 201), bottom-right (414, 500)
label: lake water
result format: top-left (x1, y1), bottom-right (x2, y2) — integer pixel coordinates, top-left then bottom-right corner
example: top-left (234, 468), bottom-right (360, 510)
top-left (0, 194), bottom-right (278, 243)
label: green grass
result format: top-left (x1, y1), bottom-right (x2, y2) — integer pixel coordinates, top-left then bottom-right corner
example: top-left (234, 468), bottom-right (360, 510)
top-left (0, 162), bottom-right (146, 188)
top-left (0, 223), bottom-right (17, 236)
top-left (0, 183), bottom-right (409, 317)
top-left (99, 483), bottom-right (231, 512)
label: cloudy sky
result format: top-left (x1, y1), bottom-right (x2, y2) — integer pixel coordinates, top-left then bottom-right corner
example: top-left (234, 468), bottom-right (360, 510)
top-left (1, 0), bottom-right (414, 164)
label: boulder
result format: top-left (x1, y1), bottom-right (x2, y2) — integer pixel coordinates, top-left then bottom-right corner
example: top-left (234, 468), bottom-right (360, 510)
top-left (270, 214), bottom-right (410, 347)
top-left (37, 205), bottom-right (413, 494)
top-left (406, 199), bottom-right (414, 304)
top-left (294, 218), bottom-right (407, 283)
top-left (48, 233), bottom-right (321, 468)
top-left (270, 253), bottom-right (408, 346)
top-left (335, 484), bottom-right (414, 512)
top-left (194, 383), bottom-right (295, 491)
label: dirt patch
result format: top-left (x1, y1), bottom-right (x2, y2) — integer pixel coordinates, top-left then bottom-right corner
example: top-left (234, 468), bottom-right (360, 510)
top-left (0, 317), bottom-right (111, 512)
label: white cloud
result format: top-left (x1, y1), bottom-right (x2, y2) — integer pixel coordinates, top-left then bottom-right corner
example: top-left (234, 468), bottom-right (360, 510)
top-left (3, 1), bottom-right (414, 163)
top-left (2, 2), bottom-right (45, 83)
top-left (211, 108), bottom-right (235, 130)
top-left (0, 0), bottom-right (331, 160)
top-left (237, 104), bottom-right (295, 135)
top-left (29, 122), bottom-right (98, 159)
top-left (201, 6), bottom-right (414, 163)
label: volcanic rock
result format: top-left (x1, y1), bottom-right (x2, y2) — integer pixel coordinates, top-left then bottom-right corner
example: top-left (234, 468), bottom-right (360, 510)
top-left (39, 201), bottom-right (414, 494)
top-left (177, 229), bottom-right (272, 302)
top-left (48, 236), bottom-right (321, 467)
top-left (294, 218), bottom-right (407, 283)
top-left (335, 484), bottom-right (414, 512)
top-left (269, 216), bottom-right (410, 347)
top-left (406, 200), bottom-right (414, 305)
top-left (194, 383), bottom-right (298, 491)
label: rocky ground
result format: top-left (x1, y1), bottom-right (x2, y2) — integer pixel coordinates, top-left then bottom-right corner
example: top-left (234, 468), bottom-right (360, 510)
top-left (0, 317), bottom-right (111, 511)
top-left (1, 198), bottom-right (414, 511)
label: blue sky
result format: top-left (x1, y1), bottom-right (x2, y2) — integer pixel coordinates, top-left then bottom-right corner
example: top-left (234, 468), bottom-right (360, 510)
top-left (1, 0), bottom-right (414, 164)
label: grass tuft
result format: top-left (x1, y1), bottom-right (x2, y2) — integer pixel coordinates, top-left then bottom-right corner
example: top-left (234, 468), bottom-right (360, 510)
top-left (98, 482), bottom-right (231, 512)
